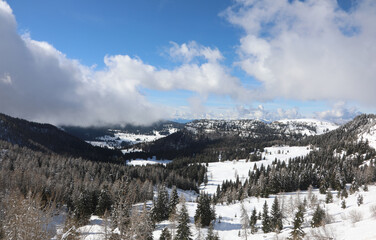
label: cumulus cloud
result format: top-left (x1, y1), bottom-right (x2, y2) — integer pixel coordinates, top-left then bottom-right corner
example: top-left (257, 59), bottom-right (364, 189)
top-left (225, 0), bottom-right (376, 105)
top-left (314, 102), bottom-right (360, 124)
top-left (236, 105), bottom-right (301, 121)
top-left (0, 1), bottom-right (251, 126)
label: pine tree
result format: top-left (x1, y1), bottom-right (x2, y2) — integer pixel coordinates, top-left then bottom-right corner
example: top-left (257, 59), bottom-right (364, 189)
top-left (357, 194), bottom-right (363, 206)
top-left (341, 188), bottom-right (348, 199)
top-left (96, 187), bottom-right (113, 216)
top-left (194, 193), bottom-right (215, 227)
top-left (325, 190), bottom-right (333, 204)
top-left (311, 205), bottom-right (325, 228)
top-left (250, 207), bottom-right (258, 234)
top-left (341, 200), bottom-right (346, 209)
top-left (160, 227), bottom-right (172, 240)
top-left (175, 200), bottom-right (192, 240)
top-left (270, 197), bottom-right (283, 232)
top-left (152, 184), bottom-right (170, 222)
top-left (261, 201), bottom-right (271, 233)
top-left (169, 186), bottom-right (179, 217)
top-left (288, 205), bottom-right (305, 240)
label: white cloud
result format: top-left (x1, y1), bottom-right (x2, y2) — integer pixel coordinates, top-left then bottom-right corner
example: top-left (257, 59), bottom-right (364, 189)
top-left (225, 0), bottom-right (376, 105)
top-left (314, 102), bottom-right (360, 124)
top-left (0, 1), bottom-right (252, 126)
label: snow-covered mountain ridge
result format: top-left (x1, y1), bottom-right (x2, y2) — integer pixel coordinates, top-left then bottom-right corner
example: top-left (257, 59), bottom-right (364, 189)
top-left (185, 118), bottom-right (339, 138)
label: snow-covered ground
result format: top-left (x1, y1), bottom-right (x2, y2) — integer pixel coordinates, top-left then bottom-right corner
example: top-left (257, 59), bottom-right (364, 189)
top-left (126, 157), bottom-right (172, 166)
top-left (275, 119), bottom-right (339, 136)
top-left (200, 146), bottom-right (313, 194)
top-left (87, 128), bottom-right (178, 148)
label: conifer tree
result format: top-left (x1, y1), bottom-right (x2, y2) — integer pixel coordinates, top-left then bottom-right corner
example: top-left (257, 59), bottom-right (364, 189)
top-left (160, 227), bottom-right (172, 240)
top-left (270, 197), bottom-right (283, 232)
top-left (152, 185), bottom-right (170, 222)
top-left (325, 190), bottom-right (333, 204)
top-left (96, 187), bottom-right (113, 216)
top-left (311, 205), bottom-right (325, 228)
top-left (288, 205), bottom-right (305, 240)
top-left (261, 201), bottom-right (271, 233)
top-left (194, 193), bottom-right (215, 227)
top-left (341, 200), bottom-right (346, 209)
top-left (169, 186), bottom-right (179, 217)
top-left (357, 194), bottom-right (363, 206)
top-left (250, 207), bottom-right (258, 234)
top-left (175, 199), bottom-right (192, 240)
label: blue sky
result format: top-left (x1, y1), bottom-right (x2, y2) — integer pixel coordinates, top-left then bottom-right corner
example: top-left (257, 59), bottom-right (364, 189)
top-left (0, 0), bottom-right (375, 125)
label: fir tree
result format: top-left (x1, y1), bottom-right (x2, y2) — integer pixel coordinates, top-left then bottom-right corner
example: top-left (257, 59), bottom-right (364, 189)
top-left (160, 227), bottom-right (172, 240)
top-left (270, 197), bottom-right (283, 232)
top-left (250, 207), bottom-right (258, 234)
top-left (311, 205), bottom-right (325, 228)
top-left (341, 188), bottom-right (348, 199)
top-left (357, 194), bottom-right (363, 206)
top-left (176, 200), bottom-right (192, 240)
top-left (194, 193), bottom-right (215, 227)
top-left (169, 186), bottom-right (179, 217)
top-left (152, 184), bottom-right (170, 222)
top-left (341, 200), bottom-right (346, 209)
top-left (288, 205), bottom-right (305, 240)
top-left (261, 201), bottom-right (271, 233)
top-left (95, 187), bottom-right (113, 216)
top-left (325, 190), bottom-right (333, 204)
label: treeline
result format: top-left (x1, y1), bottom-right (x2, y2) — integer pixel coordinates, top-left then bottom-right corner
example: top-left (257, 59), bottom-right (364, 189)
top-left (214, 141), bottom-right (376, 204)
top-left (0, 140), bottom-right (206, 232)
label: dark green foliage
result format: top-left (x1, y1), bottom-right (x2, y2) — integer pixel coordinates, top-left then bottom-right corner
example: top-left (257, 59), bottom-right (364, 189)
top-left (270, 197), bottom-right (283, 232)
top-left (325, 190), bottom-right (333, 203)
top-left (341, 188), bottom-right (348, 199)
top-left (194, 193), bottom-right (216, 227)
top-left (341, 200), bottom-right (346, 209)
top-left (152, 185), bottom-right (170, 222)
top-left (261, 201), bottom-right (271, 233)
top-left (176, 201), bottom-right (192, 240)
top-left (311, 205), bottom-right (325, 228)
top-left (74, 190), bottom-right (94, 225)
top-left (250, 207), bottom-right (258, 234)
top-left (357, 194), bottom-right (363, 206)
top-left (96, 187), bottom-right (113, 216)
top-left (160, 227), bottom-right (172, 240)
top-left (289, 205), bottom-right (305, 240)
top-left (169, 186), bottom-right (179, 216)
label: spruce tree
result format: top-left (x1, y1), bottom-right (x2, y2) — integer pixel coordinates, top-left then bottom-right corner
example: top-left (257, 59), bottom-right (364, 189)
top-left (194, 193), bottom-right (215, 227)
top-left (270, 197), bottom-right (283, 232)
top-left (96, 187), bottom-right (113, 216)
top-left (175, 200), bottom-right (192, 240)
top-left (250, 207), bottom-right (258, 234)
top-left (152, 184), bottom-right (170, 222)
top-left (160, 227), bottom-right (172, 240)
top-left (261, 201), bottom-right (271, 233)
top-left (169, 186), bottom-right (179, 217)
top-left (325, 190), bottom-right (333, 204)
top-left (311, 205), bottom-right (325, 227)
top-left (288, 205), bottom-right (305, 240)
top-left (357, 194), bottom-right (363, 206)
top-left (341, 200), bottom-right (346, 209)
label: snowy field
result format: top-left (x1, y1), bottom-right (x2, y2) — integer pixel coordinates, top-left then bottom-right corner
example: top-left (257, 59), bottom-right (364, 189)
top-left (126, 157), bottom-right (172, 166)
top-left (200, 146), bottom-right (313, 194)
top-left (275, 119), bottom-right (339, 136)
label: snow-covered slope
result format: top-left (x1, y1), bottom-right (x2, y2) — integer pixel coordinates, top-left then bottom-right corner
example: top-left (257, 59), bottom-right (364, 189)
top-left (274, 118), bottom-right (339, 136)
top-left (200, 146), bottom-right (313, 194)
top-left (185, 118), bottom-right (338, 139)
